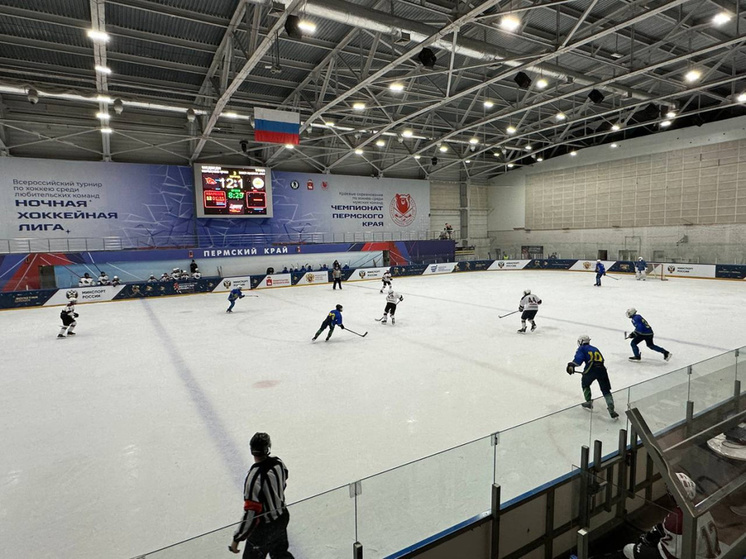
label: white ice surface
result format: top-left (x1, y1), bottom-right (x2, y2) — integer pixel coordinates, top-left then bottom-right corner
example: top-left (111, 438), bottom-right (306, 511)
top-left (1, 271), bottom-right (745, 558)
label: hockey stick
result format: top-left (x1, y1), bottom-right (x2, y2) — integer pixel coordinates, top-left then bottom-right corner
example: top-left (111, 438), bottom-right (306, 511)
top-left (499, 310), bottom-right (520, 319)
top-left (605, 274), bottom-right (619, 280)
top-left (345, 327), bottom-right (368, 337)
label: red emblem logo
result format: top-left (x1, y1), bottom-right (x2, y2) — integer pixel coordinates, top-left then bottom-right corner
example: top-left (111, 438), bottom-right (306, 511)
top-left (322, 181), bottom-right (328, 190)
top-left (307, 179), bottom-right (314, 190)
top-left (390, 193), bottom-right (417, 227)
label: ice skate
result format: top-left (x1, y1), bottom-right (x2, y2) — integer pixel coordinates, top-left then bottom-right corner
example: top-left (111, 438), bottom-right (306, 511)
top-left (226, 309), bottom-right (232, 313)
top-left (391, 317), bottom-right (395, 325)
top-left (380, 317), bottom-right (387, 324)
top-left (628, 356), bottom-right (641, 362)
top-left (530, 323), bottom-right (537, 332)
top-left (517, 327), bottom-right (526, 333)
top-left (57, 334), bottom-right (65, 338)
top-left (581, 401), bottom-right (593, 411)
top-left (608, 409), bottom-right (619, 420)
top-left (67, 332), bottom-right (76, 336)
top-left (664, 352), bottom-right (672, 362)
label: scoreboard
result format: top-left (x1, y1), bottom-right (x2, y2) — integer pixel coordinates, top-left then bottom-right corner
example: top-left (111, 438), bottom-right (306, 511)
top-left (194, 164), bottom-right (273, 218)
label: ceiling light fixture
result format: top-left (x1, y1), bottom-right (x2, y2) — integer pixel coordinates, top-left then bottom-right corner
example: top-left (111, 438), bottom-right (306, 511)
top-left (94, 65), bottom-right (112, 74)
top-left (525, 145), bottom-right (532, 151)
top-left (100, 127), bottom-right (113, 134)
top-left (660, 120), bottom-right (672, 128)
top-left (325, 121), bottom-right (334, 127)
top-left (610, 143), bottom-right (618, 148)
top-left (712, 12), bottom-right (731, 26)
top-left (376, 139), bottom-right (385, 147)
top-left (389, 82), bottom-right (405, 92)
top-left (506, 125), bottom-right (517, 134)
top-left (297, 20), bottom-right (317, 33)
top-left (222, 112), bottom-right (239, 118)
top-left (355, 149), bottom-right (363, 155)
top-left (611, 123), bottom-right (621, 131)
top-left (483, 100), bottom-right (494, 108)
top-left (536, 78), bottom-right (548, 89)
top-left (507, 163), bottom-right (514, 168)
top-left (439, 145), bottom-right (448, 152)
top-left (465, 160), bottom-right (471, 164)
top-left (96, 112), bottom-right (110, 120)
top-left (469, 137), bottom-right (479, 145)
top-left (500, 14), bottom-right (521, 32)
top-left (96, 95), bottom-right (112, 103)
top-left (665, 110), bottom-right (676, 119)
top-left (555, 112), bottom-right (566, 121)
top-left (737, 92), bottom-right (746, 103)
top-left (87, 29), bottom-right (110, 43)
top-left (285, 144), bottom-right (294, 149)
top-left (569, 150), bottom-right (577, 156)
top-left (402, 129), bottom-right (413, 138)
top-left (413, 154), bottom-right (421, 159)
top-left (352, 102), bottom-right (366, 111)
top-left (684, 69), bottom-right (702, 83)
top-left (536, 156), bottom-right (543, 162)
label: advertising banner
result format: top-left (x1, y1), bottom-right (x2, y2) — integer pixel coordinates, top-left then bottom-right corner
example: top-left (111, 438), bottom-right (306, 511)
top-left (488, 260), bottom-right (531, 271)
top-left (347, 267), bottom-right (391, 281)
top-left (254, 273), bottom-right (293, 289)
top-left (658, 263), bottom-right (716, 279)
top-left (422, 262), bottom-right (459, 275)
top-left (44, 285), bottom-right (125, 306)
top-left (715, 264), bottom-right (746, 280)
top-left (295, 271), bottom-right (329, 285)
top-left (455, 260), bottom-right (493, 272)
top-left (0, 289), bottom-right (56, 309)
top-left (568, 260), bottom-right (616, 272)
top-left (213, 277), bottom-right (253, 292)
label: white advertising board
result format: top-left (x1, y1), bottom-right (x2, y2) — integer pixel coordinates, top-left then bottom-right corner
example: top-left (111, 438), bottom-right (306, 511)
top-left (422, 262), bottom-right (459, 275)
top-left (296, 271), bottom-right (329, 285)
top-left (347, 267), bottom-right (392, 281)
top-left (212, 277), bottom-right (253, 293)
top-left (488, 260), bottom-right (531, 271)
top-left (568, 260), bottom-right (617, 272)
top-left (255, 274), bottom-right (293, 289)
top-left (657, 263), bottom-right (716, 279)
top-left (44, 285), bottom-right (124, 306)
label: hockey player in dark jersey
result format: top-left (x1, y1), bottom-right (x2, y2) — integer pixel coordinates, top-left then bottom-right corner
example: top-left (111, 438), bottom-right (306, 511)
top-left (227, 286), bottom-right (245, 313)
top-left (567, 335), bottom-right (618, 419)
top-left (594, 260), bottom-right (606, 286)
top-left (312, 305), bottom-right (344, 341)
top-left (58, 299), bottom-right (79, 338)
top-left (625, 308), bottom-right (671, 362)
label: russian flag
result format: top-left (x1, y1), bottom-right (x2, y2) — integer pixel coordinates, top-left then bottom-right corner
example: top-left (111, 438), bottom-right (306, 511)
top-left (254, 108), bottom-right (300, 145)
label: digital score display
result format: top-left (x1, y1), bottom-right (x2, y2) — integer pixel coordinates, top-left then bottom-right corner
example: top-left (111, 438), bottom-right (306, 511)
top-left (194, 164), bottom-right (273, 218)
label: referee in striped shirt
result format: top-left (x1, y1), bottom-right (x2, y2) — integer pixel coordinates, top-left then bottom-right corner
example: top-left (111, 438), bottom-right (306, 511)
top-left (229, 432), bottom-right (294, 558)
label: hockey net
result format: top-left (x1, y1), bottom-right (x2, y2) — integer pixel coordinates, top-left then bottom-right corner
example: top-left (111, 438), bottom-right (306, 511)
top-left (652, 264), bottom-right (669, 281)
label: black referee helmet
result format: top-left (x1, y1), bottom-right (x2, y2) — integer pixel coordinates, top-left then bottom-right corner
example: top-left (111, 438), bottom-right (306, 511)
top-left (250, 432), bottom-right (271, 457)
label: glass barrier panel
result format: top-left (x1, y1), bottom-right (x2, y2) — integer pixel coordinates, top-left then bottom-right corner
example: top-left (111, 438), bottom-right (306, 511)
top-left (689, 350), bottom-right (738, 416)
top-left (495, 404), bottom-right (592, 505)
top-left (628, 366), bottom-right (692, 437)
top-left (737, 346), bottom-right (746, 394)
top-left (356, 435), bottom-right (493, 559)
top-left (589, 386), bottom-right (630, 460)
top-left (138, 485), bottom-right (354, 559)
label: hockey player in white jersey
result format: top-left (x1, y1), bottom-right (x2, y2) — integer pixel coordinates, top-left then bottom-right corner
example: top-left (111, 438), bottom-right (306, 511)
top-left (380, 270), bottom-right (392, 293)
top-left (379, 288), bottom-right (403, 324)
top-left (517, 289), bottom-right (542, 333)
top-left (58, 299), bottom-right (79, 338)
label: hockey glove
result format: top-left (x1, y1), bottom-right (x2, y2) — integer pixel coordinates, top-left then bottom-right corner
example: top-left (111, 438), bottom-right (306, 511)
top-left (74, 313), bottom-right (79, 318)
top-left (339, 324), bottom-right (345, 329)
top-left (399, 296), bottom-right (403, 302)
top-left (627, 332), bottom-right (635, 339)
top-left (518, 306), bottom-right (524, 312)
top-left (566, 363), bottom-right (576, 375)
top-left (639, 524), bottom-right (664, 546)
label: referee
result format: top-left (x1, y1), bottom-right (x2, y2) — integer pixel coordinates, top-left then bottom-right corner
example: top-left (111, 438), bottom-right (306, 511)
top-left (229, 433), bottom-right (294, 558)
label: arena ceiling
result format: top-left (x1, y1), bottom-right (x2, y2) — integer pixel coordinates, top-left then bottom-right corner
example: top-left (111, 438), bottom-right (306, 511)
top-left (0, 0), bottom-right (745, 181)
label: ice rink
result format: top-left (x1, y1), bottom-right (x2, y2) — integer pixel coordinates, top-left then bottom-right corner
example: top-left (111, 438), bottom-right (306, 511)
top-left (2, 269), bottom-right (744, 558)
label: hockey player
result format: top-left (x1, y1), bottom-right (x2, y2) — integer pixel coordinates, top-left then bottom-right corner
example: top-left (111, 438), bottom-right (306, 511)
top-left (78, 272), bottom-right (94, 287)
top-left (379, 288), bottom-right (403, 324)
top-left (147, 274), bottom-right (158, 283)
top-left (192, 271), bottom-right (201, 280)
top-left (380, 270), bottom-right (392, 293)
top-left (566, 335), bottom-right (618, 419)
top-left (626, 308), bottom-right (671, 362)
top-left (227, 286), bottom-right (245, 313)
top-left (98, 271), bottom-right (110, 285)
top-left (517, 289), bottom-right (542, 333)
top-left (635, 257), bottom-right (647, 281)
top-left (111, 276), bottom-right (121, 287)
top-left (58, 299), bottom-right (79, 338)
top-left (594, 260), bottom-right (605, 286)
top-left (312, 304), bottom-right (344, 341)
top-left (160, 273), bottom-right (171, 282)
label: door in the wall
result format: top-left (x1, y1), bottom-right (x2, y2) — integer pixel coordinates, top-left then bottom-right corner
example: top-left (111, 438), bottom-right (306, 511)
top-left (382, 250), bottom-right (390, 266)
top-left (597, 250), bottom-right (608, 260)
top-left (39, 265), bottom-right (57, 289)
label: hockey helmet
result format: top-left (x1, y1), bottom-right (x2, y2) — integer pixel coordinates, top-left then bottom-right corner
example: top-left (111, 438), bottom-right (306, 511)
top-left (674, 472), bottom-right (697, 500)
top-left (523, 289), bottom-right (531, 296)
top-left (596, 259), bottom-right (601, 263)
top-left (336, 304), bottom-right (343, 312)
top-left (249, 432), bottom-right (271, 457)
top-left (638, 257), bottom-right (644, 261)
top-left (236, 286), bottom-right (242, 290)
top-left (149, 274), bottom-right (155, 279)
top-left (626, 308), bottom-right (637, 318)
top-left (113, 276), bottom-right (119, 280)
top-left (577, 334), bottom-right (591, 346)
